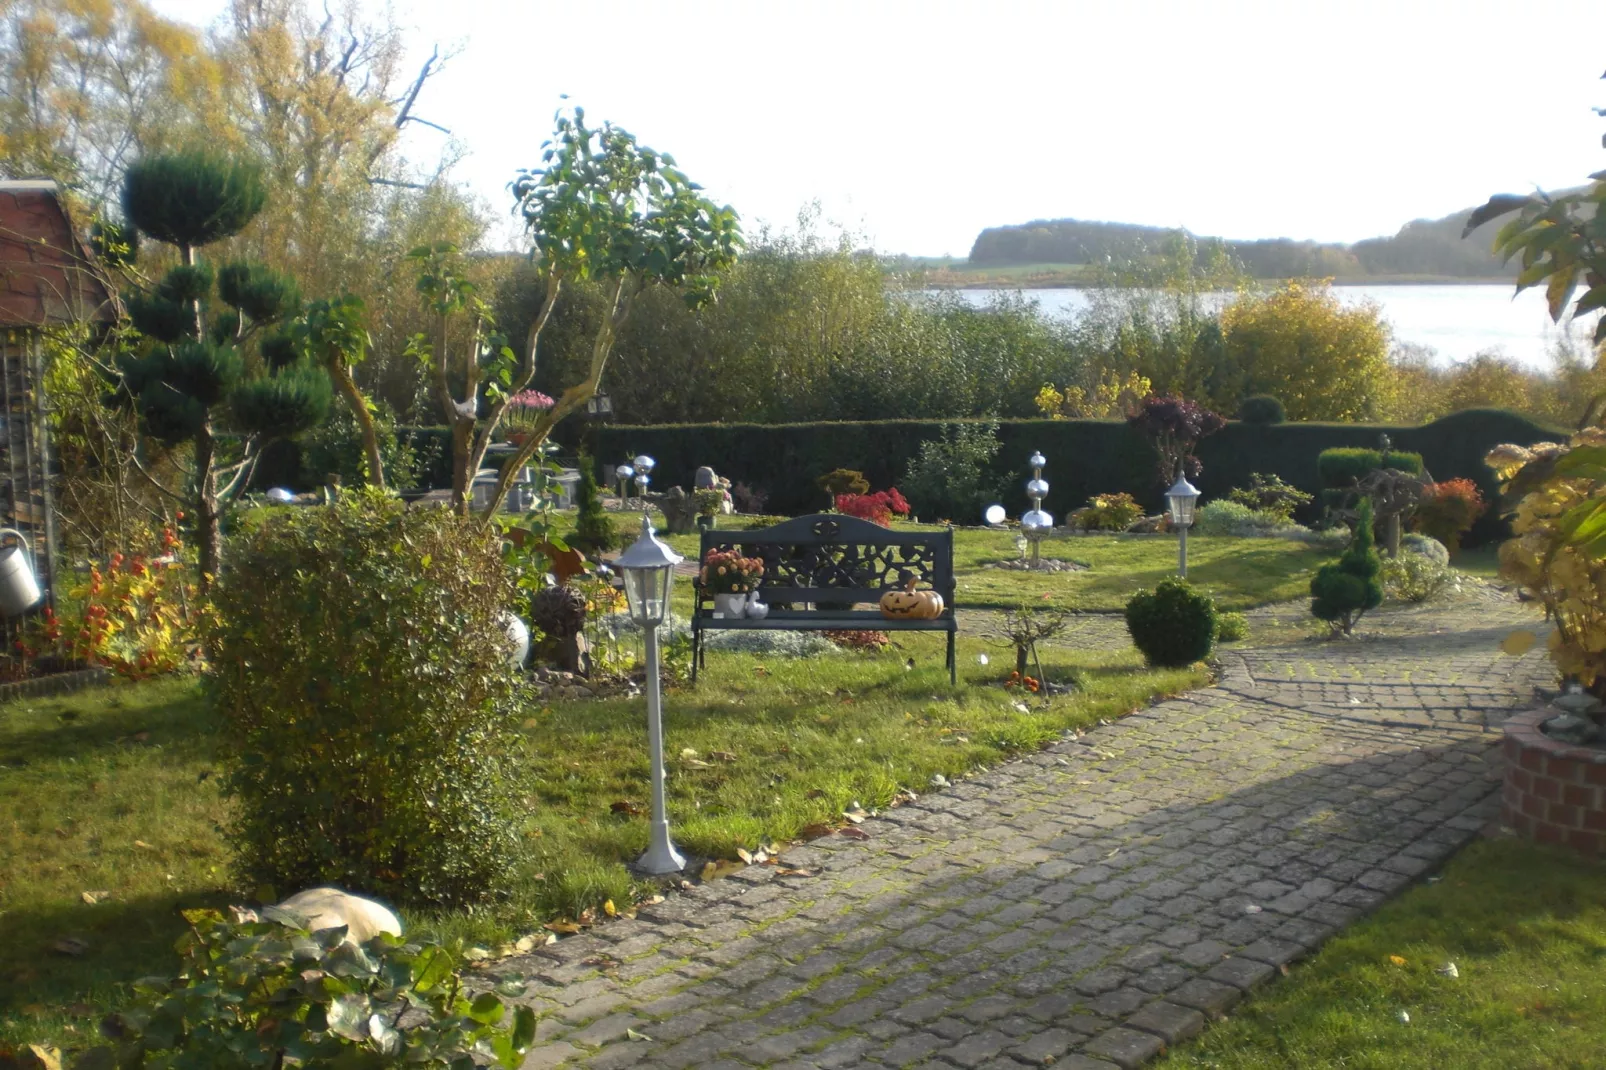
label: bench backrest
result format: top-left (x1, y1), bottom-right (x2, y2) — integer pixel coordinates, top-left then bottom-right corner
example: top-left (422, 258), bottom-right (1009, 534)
top-left (696, 514), bottom-right (954, 608)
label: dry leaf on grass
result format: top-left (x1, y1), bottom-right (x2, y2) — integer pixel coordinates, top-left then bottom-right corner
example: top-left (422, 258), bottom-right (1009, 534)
top-left (610, 801), bottom-right (644, 816)
top-left (603, 899), bottom-right (618, 917)
top-left (80, 890), bottom-right (109, 905)
top-left (50, 937), bottom-right (89, 957)
top-left (133, 840), bottom-right (154, 849)
top-left (544, 920), bottom-right (583, 934)
top-left (838, 827), bottom-right (871, 841)
top-left (709, 750), bottom-right (738, 763)
top-left (1389, 955), bottom-right (1408, 966)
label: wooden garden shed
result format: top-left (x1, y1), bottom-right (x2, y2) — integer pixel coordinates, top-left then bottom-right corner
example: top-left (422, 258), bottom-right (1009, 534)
top-left (0, 179), bottom-right (116, 615)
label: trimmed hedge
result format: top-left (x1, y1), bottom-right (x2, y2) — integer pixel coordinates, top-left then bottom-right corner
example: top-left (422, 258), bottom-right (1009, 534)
top-left (595, 407), bottom-right (1562, 545)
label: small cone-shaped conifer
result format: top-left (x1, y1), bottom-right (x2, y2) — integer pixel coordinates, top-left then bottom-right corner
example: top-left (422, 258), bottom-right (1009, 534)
top-left (1310, 497), bottom-right (1384, 635)
top-left (570, 456), bottom-right (618, 553)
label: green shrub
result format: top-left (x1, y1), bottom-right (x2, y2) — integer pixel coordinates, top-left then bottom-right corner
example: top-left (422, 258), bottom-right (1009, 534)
top-left (570, 457), bottom-right (618, 553)
top-left (1382, 552), bottom-right (1454, 603)
top-left (901, 421), bottom-right (1003, 523)
top-left (1083, 491), bottom-right (1144, 531)
top-left (74, 906), bottom-right (536, 1069)
top-left (817, 468), bottom-right (870, 498)
top-left (1317, 447), bottom-right (1424, 487)
top-left (1310, 497), bottom-right (1384, 635)
top-left (1193, 499), bottom-right (1294, 537)
top-left (1216, 611), bottom-right (1250, 642)
top-left (1226, 471), bottom-right (1312, 521)
top-left (1238, 395), bottom-right (1285, 424)
top-left (297, 403), bottom-right (420, 490)
top-left (209, 489), bottom-right (527, 907)
top-left (1125, 578), bottom-right (1218, 667)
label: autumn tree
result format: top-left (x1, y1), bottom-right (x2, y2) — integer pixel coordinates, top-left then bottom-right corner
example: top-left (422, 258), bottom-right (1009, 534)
top-left (410, 108), bottom-right (742, 522)
top-left (1215, 282), bottom-right (1392, 421)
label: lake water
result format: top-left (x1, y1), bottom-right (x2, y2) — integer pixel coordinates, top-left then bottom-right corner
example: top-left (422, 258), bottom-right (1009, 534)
top-left (940, 284), bottom-right (1598, 372)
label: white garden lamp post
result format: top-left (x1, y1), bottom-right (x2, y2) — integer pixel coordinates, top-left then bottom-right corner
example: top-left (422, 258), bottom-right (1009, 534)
top-left (1166, 471), bottom-right (1200, 579)
top-left (616, 513), bottom-right (686, 874)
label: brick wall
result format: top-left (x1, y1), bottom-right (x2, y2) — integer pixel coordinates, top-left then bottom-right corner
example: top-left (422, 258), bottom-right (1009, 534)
top-left (1502, 707), bottom-right (1606, 854)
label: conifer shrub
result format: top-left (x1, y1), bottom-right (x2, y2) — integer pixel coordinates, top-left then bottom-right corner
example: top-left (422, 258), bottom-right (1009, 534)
top-left (1125, 579), bottom-right (1218, 667)
top-left (1238, 395), bottom-right (1285, 424)
top-left (1310, 497), bottom-right (1384, 635)
top-left (570, 456), bottom-right (618, 553)
top-left (208, 489), bottom-right (526, 907)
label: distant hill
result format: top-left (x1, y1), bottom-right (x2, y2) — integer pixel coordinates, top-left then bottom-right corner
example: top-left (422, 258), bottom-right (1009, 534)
top-left (965, 206), bottom-right (1520, 280)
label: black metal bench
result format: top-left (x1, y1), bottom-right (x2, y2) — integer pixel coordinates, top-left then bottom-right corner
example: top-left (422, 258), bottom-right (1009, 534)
top-left (691, 514), bottom-right (957, 684)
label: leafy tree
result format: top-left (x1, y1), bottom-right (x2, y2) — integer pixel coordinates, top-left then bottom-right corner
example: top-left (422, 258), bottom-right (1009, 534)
top-left (1464, 74), bottom-right (1606, 429)
top-left (901, 421), bottom-right (1003, 523)
top-left (1217, 282), bottom-right (1392, 420)
top-left (1127, 395), bottom-right (1225, 484)
top-left (115, 149), bottom-right (331, 586)
top-left (412, 108), bottom-right (742, 523)
top-left (569, 457), bottom-right (617, 553)
top-left (1310, 497), bottom-right (1384, 636)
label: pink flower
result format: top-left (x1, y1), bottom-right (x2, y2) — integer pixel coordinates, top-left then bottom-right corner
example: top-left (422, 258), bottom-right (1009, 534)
top-left (509, 389), bottom-right (555, 410)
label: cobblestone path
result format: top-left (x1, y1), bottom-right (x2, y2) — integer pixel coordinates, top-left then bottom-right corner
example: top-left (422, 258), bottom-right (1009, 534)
top-left (502, 596), bottom-right (1551, 1070)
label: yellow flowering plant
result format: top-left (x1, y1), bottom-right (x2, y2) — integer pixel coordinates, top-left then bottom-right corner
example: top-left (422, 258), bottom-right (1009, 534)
top-left (1487, 429), bottom-right (1606, 696)
top-left (699, 549), bottom-right (763, 595)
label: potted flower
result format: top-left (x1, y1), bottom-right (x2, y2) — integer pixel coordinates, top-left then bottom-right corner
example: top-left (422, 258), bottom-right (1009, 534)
top-left (694, 488), bottom-right (725, 530)
top-left (504, 390), bottom-right (555, 446)
top-left (700, 548), bottom-right (764, 618)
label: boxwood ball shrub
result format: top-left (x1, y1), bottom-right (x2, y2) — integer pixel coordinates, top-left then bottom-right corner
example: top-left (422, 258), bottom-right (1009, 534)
top-left (1125, 578), bottom-right (1218, 667)
top-left (209, 489), bottom-right (527, 907)
top-left (1237, 395), bottom-right (1285, 424)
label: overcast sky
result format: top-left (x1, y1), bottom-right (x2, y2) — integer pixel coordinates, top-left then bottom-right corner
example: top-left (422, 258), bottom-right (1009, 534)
top-left (151, 0), bottom-right (1606, 256)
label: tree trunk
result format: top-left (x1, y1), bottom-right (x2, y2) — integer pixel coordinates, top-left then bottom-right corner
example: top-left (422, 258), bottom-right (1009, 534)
top-left (332, 363), bottom-right (385, 490)
top-left (450, 418), bottom-right (474, 516)
top-left (1385, 512), bottom-right (1401, 558)
top-left (194, 422), bottom-right (221, 592)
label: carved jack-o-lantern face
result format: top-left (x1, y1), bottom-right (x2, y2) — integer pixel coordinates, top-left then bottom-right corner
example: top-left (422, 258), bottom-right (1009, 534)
top-left (880, 578), bottom-right (944, 620)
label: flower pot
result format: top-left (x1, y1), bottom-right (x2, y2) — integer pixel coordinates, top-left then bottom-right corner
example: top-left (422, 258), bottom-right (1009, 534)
top-left (713, 593), bottom-right (747, 619)
top-left (697, 514), bottom-right (716, 531)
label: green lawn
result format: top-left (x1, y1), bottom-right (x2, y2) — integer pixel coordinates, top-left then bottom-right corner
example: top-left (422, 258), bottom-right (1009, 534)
top-left (1158, 839), bottom-right (1606, 1070)
top-left (0, 628), bottom-right (1202, 1048)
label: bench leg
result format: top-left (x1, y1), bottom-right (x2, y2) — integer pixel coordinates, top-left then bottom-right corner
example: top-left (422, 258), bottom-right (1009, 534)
top-left (691, 627), bottom-right (701, 684)
top-left (947, 631), bottom-right (956, 686)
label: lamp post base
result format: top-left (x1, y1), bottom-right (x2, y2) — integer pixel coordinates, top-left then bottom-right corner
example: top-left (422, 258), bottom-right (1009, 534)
top-left (637, 825), bottom-right (686, 875)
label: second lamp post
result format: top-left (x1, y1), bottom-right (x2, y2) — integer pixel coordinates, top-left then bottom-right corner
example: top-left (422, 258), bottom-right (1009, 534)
top-left (1166, 471), bottom-right (1200, 579)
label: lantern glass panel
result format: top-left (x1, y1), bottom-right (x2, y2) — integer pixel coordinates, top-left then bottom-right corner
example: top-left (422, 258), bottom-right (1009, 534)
top-left (624, 565), bottom-right (672, 625)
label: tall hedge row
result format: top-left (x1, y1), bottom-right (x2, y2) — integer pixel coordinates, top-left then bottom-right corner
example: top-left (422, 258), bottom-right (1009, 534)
top-left (593, 407), bottom-right (1561, 544)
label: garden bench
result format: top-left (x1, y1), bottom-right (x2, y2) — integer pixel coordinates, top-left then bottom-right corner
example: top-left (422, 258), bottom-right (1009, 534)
top-left (692, 514), bottom-right (957, 684)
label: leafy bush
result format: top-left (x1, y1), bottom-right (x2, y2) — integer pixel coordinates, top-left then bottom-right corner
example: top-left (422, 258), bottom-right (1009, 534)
top-left (1125, 579), bottom-right (1218, 667)
top-left (694, 488), bottom-right (726, 516)
top-left (531, 583), bottom-right (587, 639)
top-left (208, 489), bottom-right (527, 907)
top-left (1401, 532), bottom-right (1451, 566)
top-left (297, 402), bottom-right (420, 491)
top-left (1226, 471), bottom-right (1312, 521)
top-left (1238, 395), bottom-right (1285, 424)
top-left (72, 906), bottom-right (535, 1069)
top-left (1413, 478), bottom-right (1486, 552)
top-left (1382, 552), bottom-right (1455, 603)
top-left (901, 421), bottom-right (1003, 522)
top-left (1193, 499), bottom-right (1294, 537)
top-left (729, 481), bottom-right (768, 514)
top-left (569, 458), bottom-right (618, 553)
top-left (1310, 497), bottom-right (1384, 635)
top-left (1127, 395), bottom-right (1226, 483)
top-left (1216, 611), bottom-right (1249, 642)
top-left (1317, 447), bottom-right (1424, 487)
top-left (1083, 492), bottom-right (1144, 531)
top-left (816, 468), bottom-right (869, 497)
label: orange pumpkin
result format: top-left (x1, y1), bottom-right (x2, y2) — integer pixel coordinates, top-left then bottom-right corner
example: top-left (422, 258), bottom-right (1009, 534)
top-left (879, 578), bottom-right (944, 620)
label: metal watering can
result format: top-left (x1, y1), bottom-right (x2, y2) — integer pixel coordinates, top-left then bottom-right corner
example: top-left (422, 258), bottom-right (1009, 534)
top-left (0, 528), bottom-right (42, 617)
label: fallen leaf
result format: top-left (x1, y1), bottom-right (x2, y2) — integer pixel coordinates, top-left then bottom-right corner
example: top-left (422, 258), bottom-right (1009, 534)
top-left (684, 758), bottom-right (712, 768)
top-left (50, 937), bottom-right (89, 957)
top-left (838, 826), bottom-right (871, 841)
top-left (799, 823), bottom-right (835, 841)
top-left (699, 859), bottom-right (746, 881)
top-left (1437, 962), bottom-right (1459, 979)
top-left (643, 895), bottom-right (666, 905)
top-left (679, 747), bottom-right (699, 759)
top-left (514, 934), bottom-right (538, 953)
top-left (603, 899), bottom-right (618, 918)
top-left (1389, 955), bottom-right (1408, 967)
top-left (775, 868), bottom-right (814, 877)
top-left (462, 946), bottom-right (491, 961)
top-left (709, 750), bottom-right (738, 763)
top-left (80, 890), bottom-right (109, 906)
top-left (736, 848), bottom-right (754, 865)
top-left (25, 1045), bottom-right (63, 1070)
top-left (1501, 629), bottom-right (1538, 656)
top-left (543, 920), bottom-right (583, 934)
top-left (626, 1028), bottom-right (653, 1042)
top-left (609, 800), bottom-right (644, 816)
top-left (133, 840), bottom-right (153, 849)
top-left (842, 810), bottom-right (866, 824)
top-left (1396, 1009), bottom-right (1410, 1024)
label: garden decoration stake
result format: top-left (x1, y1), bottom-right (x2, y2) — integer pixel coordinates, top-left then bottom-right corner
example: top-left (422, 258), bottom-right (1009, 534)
top-left (1021, 451), bottom-right (1053, 568)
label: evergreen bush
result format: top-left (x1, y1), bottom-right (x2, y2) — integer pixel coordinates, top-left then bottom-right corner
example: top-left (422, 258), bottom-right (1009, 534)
top-left (1238, 395), bottom-right (1285, 424)
top-left (208, 489), bottom-right (526, 907)
top-left (901, 421), bottom-right (1003, 522)
top-left (1310, 497), bottom-right (1384, 635)
top-left (1125, 578), bottom-right (1218, 667)
top-left (570, 457), bottom-right (618, 553)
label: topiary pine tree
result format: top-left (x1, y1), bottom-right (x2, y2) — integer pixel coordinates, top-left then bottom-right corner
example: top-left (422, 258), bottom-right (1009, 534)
top-left (114, 148), bottom-right (331, 587)
top-left (569, 456), bottom-right (617, 553)
top-left (1310, 496), bottom-right (1384, 636)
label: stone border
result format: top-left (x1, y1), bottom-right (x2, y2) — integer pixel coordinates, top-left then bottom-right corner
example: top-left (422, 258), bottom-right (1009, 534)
top-left (0, 666), bottom-right (109, 705)
top-left (1502, 705), bottom-right (1606, 852)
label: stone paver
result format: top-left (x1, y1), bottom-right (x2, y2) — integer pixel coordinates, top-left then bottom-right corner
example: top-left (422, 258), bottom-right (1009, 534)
top-left (498, 592), bottom-right (1549, 1068)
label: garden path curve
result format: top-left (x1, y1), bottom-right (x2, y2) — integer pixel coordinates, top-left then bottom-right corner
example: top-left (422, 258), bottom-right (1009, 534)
top-left (501, 592), bottom-right (1551, 1070)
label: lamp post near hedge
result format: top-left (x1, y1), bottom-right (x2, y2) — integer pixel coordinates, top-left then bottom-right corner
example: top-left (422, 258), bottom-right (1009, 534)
top-left (616, 513), bottom-right (687, 874)
top-left (1166, 471), bottom-right (1200, 578)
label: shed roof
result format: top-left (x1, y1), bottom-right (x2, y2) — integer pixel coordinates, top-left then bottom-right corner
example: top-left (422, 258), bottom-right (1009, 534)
top-left (0, 179), bottom-right (115, 328)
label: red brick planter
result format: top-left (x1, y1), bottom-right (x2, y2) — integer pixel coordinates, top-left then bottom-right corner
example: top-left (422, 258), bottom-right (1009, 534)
top-left (1502, 706), bottom-right (1606, 853)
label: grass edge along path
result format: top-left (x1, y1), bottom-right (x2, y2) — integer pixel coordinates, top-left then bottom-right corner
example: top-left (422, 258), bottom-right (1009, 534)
top-left (1157, 837), bottom-right (1606, 1070)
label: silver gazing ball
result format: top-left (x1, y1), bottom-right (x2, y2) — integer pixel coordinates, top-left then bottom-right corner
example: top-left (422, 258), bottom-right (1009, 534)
top-left (1028, 452), bottom-right (1046, 469)
top-left (1021, 509), bottom-right (1054, 532)
top-left (617, 463), bottom-right (635, 480)
top-left (633, 454), bottom-right (656, 474)
top-left (1026, 478), bottom-right (1050, 500)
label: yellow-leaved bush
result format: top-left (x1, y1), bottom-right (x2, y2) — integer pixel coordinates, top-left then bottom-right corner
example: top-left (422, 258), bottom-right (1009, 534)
top-left (1487, 429), bottom-right (1606, 695)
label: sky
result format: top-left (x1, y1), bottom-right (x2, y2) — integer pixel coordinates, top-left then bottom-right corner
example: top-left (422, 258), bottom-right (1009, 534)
top-left (150, 0), bottom-right (1606, 257)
